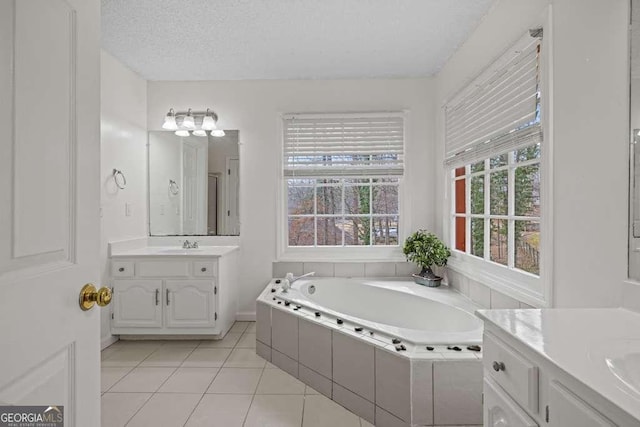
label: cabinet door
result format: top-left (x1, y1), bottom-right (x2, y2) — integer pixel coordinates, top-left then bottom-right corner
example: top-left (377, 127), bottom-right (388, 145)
top-left (112, 280), bottom-right (162, 328)
top-left (165, 280), bottom-right (216, 328)
top-left (484, 378), bottom-right (538, 427)
top-left (548, 380), bottom-right (615, 427)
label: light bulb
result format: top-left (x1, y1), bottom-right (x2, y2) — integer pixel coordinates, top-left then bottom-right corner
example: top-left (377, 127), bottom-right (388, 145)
top-left (182, 109), bottom-right (195, 129)
top-left (202, 115), bottom-right (217, 131)
top-left (162, 109), bottom-right (178, 130)
top-left (193, 130), bottom-right (207, 137)
top-left (175, 130), bottom-right (190, 137)
top-left (210, 129), bottom-right (226, 137)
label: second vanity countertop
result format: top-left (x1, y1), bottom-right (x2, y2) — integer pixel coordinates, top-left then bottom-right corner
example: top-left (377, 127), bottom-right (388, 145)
top-left (476, 307), bottom-right (640, 422)
top-left (110, 245), bottom-right (239, 258)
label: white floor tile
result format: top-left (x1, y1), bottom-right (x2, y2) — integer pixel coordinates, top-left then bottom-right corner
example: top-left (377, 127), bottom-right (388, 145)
top-left (236, 333), bottom-right (257, 349)
top-left (101, 347), bottom-right (157, 367)
top-left (198, 333), bottom-right (242, 348)
top-left (207, 368), bottom-right (263, 394)
top-left (230, 321), bottom-right (251, 333)
top-left (159, 340), bottom-right (202, 348)
top-left (126, 393), bottom-right (202, 427)
top-left (185, 394), bottom-right (253, 427)
top-left (256, 368), bottom-right (305, 395)
top-left (109, 367), bottom-right (176, 392)
top-left (158, 367), bottom-right (219, 393)
top-left (100, 367), bottom-right (133, 392)
top-left (139, 346), bottom-right (194, 367)
top-left (246, 322), bottom-right (257, 333)
top-left (244, 394), bottom-right (304, 427)
top-left (360, 419), bottom-right (375, 427)
top-left (224, 348), bottom-right (267, 368)
top-left (303, 394), bottom-right (361, 427)
top-left (305, 385), bottom-right (320, 395)
top-left (100, 392), bottom-right (151, 427)
top-left (181, 348), bottom-right (232, 367)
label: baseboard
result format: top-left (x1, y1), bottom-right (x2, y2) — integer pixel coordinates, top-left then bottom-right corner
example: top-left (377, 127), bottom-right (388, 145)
top-left (101, 335), bottom-right (119, 350)
top-left (236, 311), bottom-right (256, 321)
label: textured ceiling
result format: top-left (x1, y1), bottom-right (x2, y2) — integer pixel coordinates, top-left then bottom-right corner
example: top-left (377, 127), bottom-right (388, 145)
top-left (101, 0), bottom-right (495, 81)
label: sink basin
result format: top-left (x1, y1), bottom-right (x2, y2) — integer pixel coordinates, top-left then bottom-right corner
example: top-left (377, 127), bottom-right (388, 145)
top-left (157, 248), bottom-right (205, 254)
top-left (602, 340), bottom-right (640, 396)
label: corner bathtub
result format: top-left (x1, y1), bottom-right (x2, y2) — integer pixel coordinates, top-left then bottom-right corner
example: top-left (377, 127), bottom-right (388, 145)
top-left (278, 277), bottom-right (483, 345)
top-left (256, 277), bottom-right (485, 426)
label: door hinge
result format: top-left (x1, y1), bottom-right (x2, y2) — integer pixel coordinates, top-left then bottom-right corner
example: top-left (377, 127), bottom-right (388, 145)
top-left (228, 169), bottom-right (230, 175)
top-left (227, 210), bottom-right (230, 216)
top-left (481, 392), bottom-right (483, 404)
top-left (215, 312), bottom-right (218, 320)
top-left (214, 286), bottom-right (217, 295)
top-left (545, 405), bottom-right (550, 423)
top-left (111, 313), bottom-right (114, 319)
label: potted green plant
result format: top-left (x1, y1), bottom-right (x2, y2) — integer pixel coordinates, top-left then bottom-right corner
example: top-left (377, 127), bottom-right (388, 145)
top-left (403, 230), bottom-right (451, 287)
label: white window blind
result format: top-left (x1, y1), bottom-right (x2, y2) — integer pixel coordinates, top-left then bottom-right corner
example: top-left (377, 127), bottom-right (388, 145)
top-left (444, 31), bottom-right (543, 168)
top-left (283, 113), bottom-right (404, 177)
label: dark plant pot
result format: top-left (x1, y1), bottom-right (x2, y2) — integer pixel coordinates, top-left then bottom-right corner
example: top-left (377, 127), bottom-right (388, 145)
top-left (412, 267), bottom-right (442, 287)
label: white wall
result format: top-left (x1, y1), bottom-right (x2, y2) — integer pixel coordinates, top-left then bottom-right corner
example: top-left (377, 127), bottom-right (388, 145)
top-left (434, 0), bottom-right (629, 308)
top-left (100, 51), bottom-right (148, 343)
top-left (148, 79), bottom-right (436, 315)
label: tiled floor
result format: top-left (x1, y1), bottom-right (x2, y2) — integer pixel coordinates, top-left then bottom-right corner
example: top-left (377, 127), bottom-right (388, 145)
top-left (101, 321), bottom-right (373, 427)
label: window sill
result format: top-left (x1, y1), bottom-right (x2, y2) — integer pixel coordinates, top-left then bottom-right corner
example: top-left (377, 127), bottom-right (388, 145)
top-left (278, 246), bottom-right (406, 263)
top-left (447, 252), bottom-right (548, 308)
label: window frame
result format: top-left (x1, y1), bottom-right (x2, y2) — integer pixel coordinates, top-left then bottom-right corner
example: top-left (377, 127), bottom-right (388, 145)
top-left (277, 112), bottom-right (409, 262)
top-left (449, 148), bottom-right (543, 301)
top-left (443, 22), bottom-right (553, 307)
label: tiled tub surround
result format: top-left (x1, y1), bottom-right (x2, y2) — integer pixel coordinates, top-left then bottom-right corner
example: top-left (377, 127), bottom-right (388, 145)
top-left (256, 279), bottom-right (484, 426)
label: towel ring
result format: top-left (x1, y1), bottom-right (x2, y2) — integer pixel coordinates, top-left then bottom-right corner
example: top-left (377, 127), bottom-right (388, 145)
top-left (169, 179), bottom-right (179, 195)
top-left (113, 169), bottom-right (127, 189)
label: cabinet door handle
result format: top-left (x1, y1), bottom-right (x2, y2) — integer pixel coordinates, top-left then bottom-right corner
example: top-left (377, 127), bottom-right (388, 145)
top-left (155, 289), bottom-right (159, 306)
top-left (492, 361), bottom-right (505, 372)
top-left (201, 267), bottom-right (207, 272)
top-left (166, 289), bottom-right (170, 306)
top-left (118, 267), bottom-right (125, 272)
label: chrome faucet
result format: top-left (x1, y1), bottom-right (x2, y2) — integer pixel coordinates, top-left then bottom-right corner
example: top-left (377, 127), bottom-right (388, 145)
top-left (282, 272), bottom-right (315, 292)
top-left (182, 240), bottom-right (199, 249)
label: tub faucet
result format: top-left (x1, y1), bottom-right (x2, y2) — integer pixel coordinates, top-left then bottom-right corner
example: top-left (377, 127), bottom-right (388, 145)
top-left (281, 272), bottom-right (315, 292)
top-left (182, 240), bottom-right (199, 249)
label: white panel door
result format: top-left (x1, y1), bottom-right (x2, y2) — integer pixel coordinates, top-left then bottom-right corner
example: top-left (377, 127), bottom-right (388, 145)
top-left (165, 280), bottom-right (216, 328)
top-left (182, 139), bottom-right (208, 235)
top-left (226, 158), bottom-right (240, 235)
top-left (484, 378), bottom-right (538, 427)
top-left (112, 280), bottom-right (163, 328)
top-left (548, 380), bottom-right (615, 427)
top-left (0, 0), bottom-right (101, 426)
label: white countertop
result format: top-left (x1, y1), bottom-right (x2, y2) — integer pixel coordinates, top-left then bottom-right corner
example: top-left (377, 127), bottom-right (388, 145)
top-left (110, 245), bottom-right (239, 258)
top-left (476, 308), bottom-right (640, 422)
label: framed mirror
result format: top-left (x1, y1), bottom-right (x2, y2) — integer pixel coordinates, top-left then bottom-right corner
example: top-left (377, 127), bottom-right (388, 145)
top-left (149, 130), bottom-right (239, 236)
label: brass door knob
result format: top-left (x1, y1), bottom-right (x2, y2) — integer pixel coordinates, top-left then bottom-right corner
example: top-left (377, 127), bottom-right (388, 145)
top-left (79, 284), bottom-right (112, 311)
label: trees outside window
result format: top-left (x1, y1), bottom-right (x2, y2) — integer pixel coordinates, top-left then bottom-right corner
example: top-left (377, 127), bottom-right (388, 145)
top-left (453, 144), bottom-right (540, 275)
top-left (288, 178), bottom-right (399, 247)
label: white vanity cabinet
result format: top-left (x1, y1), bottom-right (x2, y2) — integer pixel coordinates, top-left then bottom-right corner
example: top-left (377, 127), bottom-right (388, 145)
top-left (109, 247), bottom-right (238, 337)
top-left (481, 326), bottom-right (640, 427)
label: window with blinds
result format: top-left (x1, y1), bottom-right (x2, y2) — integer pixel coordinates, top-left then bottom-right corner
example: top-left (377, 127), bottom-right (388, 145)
top-left (444, 31), bottom-right (542, 168)
top-left (447, 29), bottom-right (545, 295)
top-left (282, 113), bottom-right (404, 248)
top-left (283, 113), bottom-right (404, 177)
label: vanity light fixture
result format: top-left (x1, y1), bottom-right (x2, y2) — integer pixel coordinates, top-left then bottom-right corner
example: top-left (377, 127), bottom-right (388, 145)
top-left (182, 109), bottom-right (195, 129)
top-left (201, 109), bottom-right (218, 131)
top-left (161, 107), bottom-right (222, 136)
top-left (162, 108), bottom-right (178, 130)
